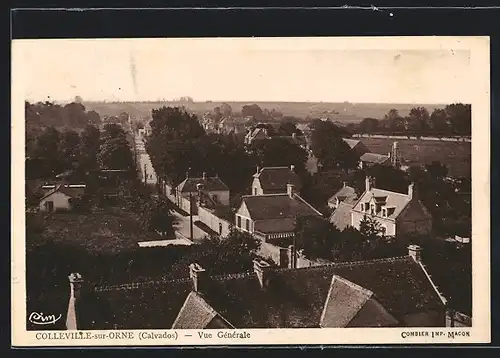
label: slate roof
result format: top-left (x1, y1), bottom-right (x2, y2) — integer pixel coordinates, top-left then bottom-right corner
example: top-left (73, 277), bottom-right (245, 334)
top-left (254, 166), bottom-right (302, 193)
top-left (320, 276), bottom-right (398, 327)
top-left (172, 291), bottom-right (234, 329)
top-left (76, 256), bottom-right (446, 329)
top-left (360, 152), bottom-right (390, 165)
top-left (328, 185), bottom-right (357, 206)
top-left (177, 176), bottom-right (229, 193)
top-left (329, 202), bottom-right (354, 230)
top-left (241, 194), bottom-right (322, 221)
top-left (352, 188), bottom-right (411, 220)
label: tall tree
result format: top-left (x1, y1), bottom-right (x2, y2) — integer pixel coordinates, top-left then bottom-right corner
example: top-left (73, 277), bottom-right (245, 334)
top-left (429, 108), bottom-right (450, 136)
top-left (97, 124), bottom-right (134, 170)
top-left (406, 107), bottom-right (430, 136)
top-left (445, 103), bottom-right (471, 136)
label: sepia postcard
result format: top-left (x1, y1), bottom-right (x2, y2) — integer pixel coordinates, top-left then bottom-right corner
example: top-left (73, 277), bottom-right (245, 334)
top-left (11, 36), bottom-right (490, 346)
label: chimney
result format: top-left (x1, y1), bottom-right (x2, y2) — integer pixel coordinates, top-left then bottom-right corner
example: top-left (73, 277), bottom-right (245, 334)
top-left (408, 182), bottom-right (415, 200)
top-left (292, 132), bottom-right (297, 139)
top-left (202, 172), bottom-right (207, 180)
top-left (408, 245), bottom-right (422, 262)
top-left (66, 273), bottom-right (83, 330)
top-left (287, 183), bottom-right (295, 198)
top-left (288, 245), bottom-right (297, 268)
top-left (189, 263), bottom-right (206, 292)
top-left (253, 259), bottom-right (271, 288)
top-left (290, 164), bottom-right (295, 172)
top-left (343, 181), bottom-right (347, 188)
top-left (365, 176), bottom-right (372, 192)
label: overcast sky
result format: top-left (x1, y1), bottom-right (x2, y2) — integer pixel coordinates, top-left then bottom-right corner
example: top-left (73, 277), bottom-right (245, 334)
top-left (14, 37), bottom-right (472, 104)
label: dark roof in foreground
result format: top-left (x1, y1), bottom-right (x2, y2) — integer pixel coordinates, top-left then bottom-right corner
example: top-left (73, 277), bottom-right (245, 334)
top-left (77, 256), bottom-right (445, 329)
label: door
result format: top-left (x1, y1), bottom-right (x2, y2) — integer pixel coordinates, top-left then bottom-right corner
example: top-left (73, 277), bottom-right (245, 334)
top-left (45, 201), bottom-right (54, 212)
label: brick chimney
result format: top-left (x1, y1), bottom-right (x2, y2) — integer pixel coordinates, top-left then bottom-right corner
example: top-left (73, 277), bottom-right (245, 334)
top-left (365, 176), bottom-right (372, 192)
top-left (253, 259), bottom-right (271, 288)
top-left (189, 263), bottom-right (206, 292)
top-left (287, 183), bottom-right (295, 198)
top-left (408, 244), bottom-right (422, 262)
top-left (202, 172), bottom-right (207, 180)
top-left (66, 273), bottom-right (83, 330)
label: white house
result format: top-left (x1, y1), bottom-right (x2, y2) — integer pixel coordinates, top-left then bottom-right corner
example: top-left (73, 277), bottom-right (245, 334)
top-left (38, 184), bottom-right (85, 212)
top-left (349, 177), bottom-right (433, 236)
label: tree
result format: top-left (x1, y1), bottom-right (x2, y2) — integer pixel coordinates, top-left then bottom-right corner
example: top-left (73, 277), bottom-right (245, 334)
top-left (31, 126), bottom-right (64, 177)
top-left (277, 120), bottom-right (302, 136)
top-left (79, 125), bottom-right (101, 172)
top-left (150, 106), bottom-right (205, 142)
top-left (248, 137), bottom-right (308, 173)
top-left (425, 161), bottom-right (448, 180)
top-left (359, 214), bottom-right (384, 238)
top-left (429, 108), bottom-right (449, 136)
top-left (97, 124), bottom-right (134, 170)
top-left (220, 103), bottom-right (233, 117)
top-left (59, 129), bottom-right (81, 169)
top-left (384, 109), bottom-right (405, 133)
top-left (359, 117), bottom-right (379, 134)
top-left (406, 107), bottom-right (430, 136)
top-left (445, 103), bottom-right (471, 136)
top-left (241, 104), bottom-right (264, 121)
top-left (294, 216), bottom-right (338, 260)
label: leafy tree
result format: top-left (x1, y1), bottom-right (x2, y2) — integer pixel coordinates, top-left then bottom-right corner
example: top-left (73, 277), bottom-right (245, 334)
top-left (445, 103), bottom-right (471, 136)
top-left (150, 106), bottom-right (205, 142)
top-left (359, 117), bottom-right (380, 134)
top-left (248, 137), bottom-right (308, 173)
top-left (406, 107), bottom-right (430, 136)
top-left (384, 109), bottom-right (405, 133)
top-left (241, 104), bottom-right (264, 121)
top-left (277, 121), bottom-right (302, 136)
top-left (220, 103), bottom-right (233, 117)
top-left (97, 124), bottom-right (134, 170)
top-left (59, 130), bottom-right (81, 169)
top-left (429, 108), bottom-right (450, 136)
top-left (79, 125), bottom-right (101, 172)
top-left (359, 214), bottom-right (384, 238)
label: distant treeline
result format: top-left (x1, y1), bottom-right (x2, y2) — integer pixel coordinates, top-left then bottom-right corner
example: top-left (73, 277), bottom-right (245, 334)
top-left (347, 104), bottom-right (471, 137)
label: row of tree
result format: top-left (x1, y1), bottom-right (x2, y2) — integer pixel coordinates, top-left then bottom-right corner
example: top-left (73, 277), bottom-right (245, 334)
top-left (354, 104), bottom-right (471, 137)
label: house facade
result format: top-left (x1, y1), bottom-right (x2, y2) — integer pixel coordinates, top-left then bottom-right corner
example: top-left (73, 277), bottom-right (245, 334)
top-left (350, 177), bottom-right (433, 236)
top-left (38, 184), bottom-right (85, 212)
top-left (235, 184), bottom-right (322, 241)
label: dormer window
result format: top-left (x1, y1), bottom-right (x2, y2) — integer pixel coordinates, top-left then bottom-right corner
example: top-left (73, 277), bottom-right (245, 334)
top-left (370, 203), bottom-right (376, 215)
top-left (382, 208), bottom-right (387, 217)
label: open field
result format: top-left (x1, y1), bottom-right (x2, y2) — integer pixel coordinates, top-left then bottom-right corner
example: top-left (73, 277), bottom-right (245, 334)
top-left (27, 209), bottom-right (161, 254)
top-left (83, 101), bottom-right (448, 123)
top-left (360, 137), bottom-right (471, 178)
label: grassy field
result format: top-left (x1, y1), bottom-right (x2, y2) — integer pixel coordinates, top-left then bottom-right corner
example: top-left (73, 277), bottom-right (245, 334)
top-left (27, 208), bottom-right (160, 254)
top-left (360, 137), bottom-right (471, 178)
top-left (83, 100), bottom-right (447, 124)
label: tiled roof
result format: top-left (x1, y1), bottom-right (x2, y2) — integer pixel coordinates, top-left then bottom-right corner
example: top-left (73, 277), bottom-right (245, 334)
top-left (352, 188), bottom-right (411, 219)
top-left (328, 185), bottom-right (357, 205)
top-left (329, 202), bottom-right (354, 230)
top-left (172, 291), bottom-right (233, 329)
top-left (254, 167), bottom-right (302, 192)
top-left (241, 194), bottom-right (321, 221)
top-left (254, 218), bottom-right (296, 234)
top-left (360, 152), bottom-right (390, 164)
top-left (77, 256), bottom-right (445, 329)
top-left (177, 177), bottom-right (229, 193)
top-left (320, 275), bottom-right (398, 327)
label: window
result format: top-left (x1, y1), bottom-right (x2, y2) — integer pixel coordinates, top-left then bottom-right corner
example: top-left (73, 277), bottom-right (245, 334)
top-left (237, 215), bottom-right (241, 228)
top-left (370, 204), bottom-right (375, 215)
top-left (381, 226), bottom-right (387, 235)
top-left (212, 194), bottom-right (219, 203)
top-left (219, 222), bottom-right (223, 235)
top-left (246, 219), bottom-right (250, 231)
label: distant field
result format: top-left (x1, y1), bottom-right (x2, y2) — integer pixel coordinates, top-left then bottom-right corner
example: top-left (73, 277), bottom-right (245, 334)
top-left (83, 101), bottom-right (449, 124)
top-left (360, 138), bottom-right (471, 178)
top-left (27, 209), bottom-right (160, 254)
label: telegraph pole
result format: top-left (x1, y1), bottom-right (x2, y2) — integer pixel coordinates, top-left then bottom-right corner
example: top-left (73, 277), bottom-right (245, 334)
top-left (189, 192), bottom-right (194, 241)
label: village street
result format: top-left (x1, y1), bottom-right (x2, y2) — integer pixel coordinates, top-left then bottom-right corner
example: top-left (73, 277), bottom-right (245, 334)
top-left (133, 134), bottom-right (208, 244)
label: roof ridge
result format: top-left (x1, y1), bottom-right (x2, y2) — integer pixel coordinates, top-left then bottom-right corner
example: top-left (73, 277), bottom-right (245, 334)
top-left (270, 255), bottom-right (412, 273)
top-left (93, 276), bottom-right (192, 292)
